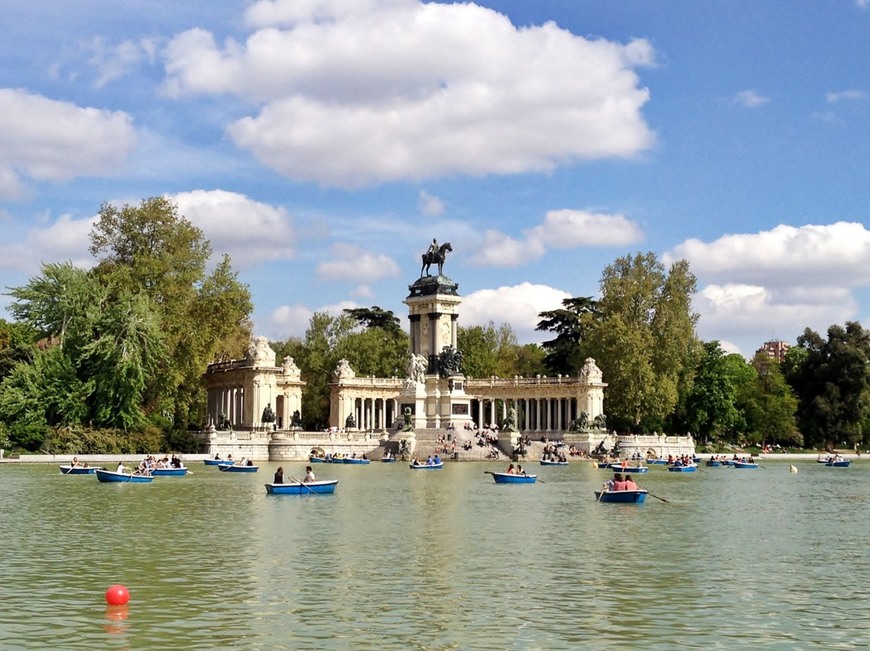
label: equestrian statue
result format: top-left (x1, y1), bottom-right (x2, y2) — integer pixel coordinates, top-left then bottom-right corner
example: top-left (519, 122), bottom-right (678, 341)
top-left (420, 239), bottom-right (453, 277)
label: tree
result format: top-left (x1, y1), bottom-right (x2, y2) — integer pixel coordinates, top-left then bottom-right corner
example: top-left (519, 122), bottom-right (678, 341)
top-left (588, 253), bottom-right (700, 432)
top-left (343, 306), bottom-right (402, 334)
top-left (785, 322), bottom-right (870, 450)
top-left (458, 322), bottom-right (523, 378)
top-left (672, 341), bottom-right (738, 442)
top-left (536, 297), bottom-right (598, 375)
top-left (0, 319), bottom-right (36, 380)
top-left (745, 353), bottom-right (799, 447)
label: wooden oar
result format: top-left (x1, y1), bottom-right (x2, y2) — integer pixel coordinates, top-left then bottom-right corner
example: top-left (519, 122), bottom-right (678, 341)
top-left (288, 474), bottom-right (317, 495)
top-left (646, 491), bottom-right (671, 504)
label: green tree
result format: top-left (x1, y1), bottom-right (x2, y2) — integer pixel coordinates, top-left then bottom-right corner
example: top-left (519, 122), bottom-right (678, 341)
top-left (588, 253), bottom-right (700, 432)
top-left (785, 322), bottom-right (870, 450)
top-left (0, 319), bottom-right (36, 380)
top-left (458, 322), bottom-right (523, 378)
top-left (673, 341), bottom-right (738, 442)
top-left (536, 297), bottom-right (598, 375)
top-left (343, 306), bottom-right (402, 334)
top-left (745, 353), bottom-right (799, 447)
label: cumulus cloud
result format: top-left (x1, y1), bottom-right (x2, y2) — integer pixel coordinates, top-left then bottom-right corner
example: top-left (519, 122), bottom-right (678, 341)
top-left (0, 213), bottom-right (97, 274)
top-left (162, 0), bottom-right (654, 187)
top-left (473, 210), bottom-right (644, 267)
top-left (0, 89), bottom-right (136, 198)
top-left (170, 189), bottom-right (295, 269)
top-left (732, 89), bottom-right (769, 108)
top-left (665, 222), bottom-right (870, 355)
top-left (267, 299), bottom-right (359, 338)
top-left (665, 222), bottom-right (870, 288)
top-left (316, 243), bottom-right (401, 282)
top-left (86, 36), bottom-right (160, 87)
top-left (461, 282), bottom-right (572, 343)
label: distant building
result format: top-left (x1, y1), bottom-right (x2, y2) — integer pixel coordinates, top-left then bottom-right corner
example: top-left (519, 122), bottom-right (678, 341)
top-left (756, 340), bottom-right (790, 363)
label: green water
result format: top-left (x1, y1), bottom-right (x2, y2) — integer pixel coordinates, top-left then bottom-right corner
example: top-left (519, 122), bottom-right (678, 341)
top-left (1, 460), bottom-right (868, 650)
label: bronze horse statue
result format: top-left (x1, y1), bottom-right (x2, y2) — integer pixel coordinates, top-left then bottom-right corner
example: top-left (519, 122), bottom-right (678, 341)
top-left (420, 242), bottom-right (452, 277)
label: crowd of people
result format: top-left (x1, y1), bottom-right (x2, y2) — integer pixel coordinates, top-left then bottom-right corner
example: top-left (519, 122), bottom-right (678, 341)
top-left (115, 454), bottom-right (184, 475)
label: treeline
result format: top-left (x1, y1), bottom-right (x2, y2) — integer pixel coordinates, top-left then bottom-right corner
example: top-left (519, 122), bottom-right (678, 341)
top-left (0, 201), bottom-right (867, 454)
top-left (0, 198), bottom-right (252, 454)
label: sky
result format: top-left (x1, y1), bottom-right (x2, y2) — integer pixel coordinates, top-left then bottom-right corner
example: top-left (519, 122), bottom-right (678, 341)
top-left (2, 0), bottom-right (870, 358)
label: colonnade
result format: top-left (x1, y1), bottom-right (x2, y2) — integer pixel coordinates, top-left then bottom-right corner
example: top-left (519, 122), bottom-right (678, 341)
top-left (472, 396), bottom-right (582, 432)
top-left (208, 385), bottom-right (246, 427)
top-left (340, 396), bottom-right (400, 431)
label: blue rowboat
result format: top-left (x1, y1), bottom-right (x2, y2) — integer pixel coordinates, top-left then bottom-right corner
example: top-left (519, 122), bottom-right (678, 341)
top-left (342, 458), bottom-right (371, 465)
top-left (59, 465), bottom-right (99, 475)
top-left (647, 459), bottom-right (668, 465)
top-left (594, 489), bottom-right (648, 504)
top-left (733, 461), bottom-right (759, 469)
top-left (410, 462), bottom-right (444, 469)
top-left (150, 467), bottom-right (189, 477)
top-left (218, 463), bottom-right (258, 473)
top-left (826, 460), bottom-right (851, 467)
top-left (488, 471), bottom-right (536, 484)
top-left (381, 457), bottom-right (397, 463)
top-left (95, 469), bottom-right (153, 483)
top-left (705, 460), bottom-right (723, 467)
top-left (668, 464), bottom-right (697, 473)
top-left (596, 462), bottom-right (612, 469)
top-left (540, 459), bottom-right (568, 466)
top-left (265, 480), bottom-right (338, 495)
top-left (204, 458), bottom-right (234, 466)
top-left (309, 456), bottom-right (328, 463)
top-left (609, 465), bottom-right (648, 473)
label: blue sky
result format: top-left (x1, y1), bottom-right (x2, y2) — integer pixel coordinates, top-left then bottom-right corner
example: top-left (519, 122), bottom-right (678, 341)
top-left (2, 0), bottom-right (869, 357)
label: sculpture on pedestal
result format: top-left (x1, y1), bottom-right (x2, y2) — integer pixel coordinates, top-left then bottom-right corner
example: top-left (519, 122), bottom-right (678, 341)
top-left (437, 345), bottom-right (463, 376)
top-left (402, 406), bottom-right (414, 432)
top-left (261, 403), bottom-right (276, 424)
top-left (420, 241), bottom-right (453, 277)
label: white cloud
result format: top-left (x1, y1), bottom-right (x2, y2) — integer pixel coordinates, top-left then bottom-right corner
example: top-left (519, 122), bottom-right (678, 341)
top-left (316, 243), bottom-right (401, 282)
top-left (170, 189), bottom-right (295, 269)
top-left (694, 283), bottom-right (856, 351)
top-left (665, 222), bottom-right (870, 288)
top-left (0, 89), bottom-right (136, 198)
top-left (0, 213), bottom-right (97, 274)
top-left (826, 89), bottom-right (867, 103)
top-left (473, 210), bottom-right (644, 268)
top-left (732, 89), bottom-right (769, 108)
top-left (162, 1), bottom-right (654, 187)
top-left (86, 36), bottom-right (160, 87)
top-left (461, 282), bottom-right (572, 343)
top-left (418, 190), bottom-right (444, 216)
top-left (268, 303), bottom-right (313, 339)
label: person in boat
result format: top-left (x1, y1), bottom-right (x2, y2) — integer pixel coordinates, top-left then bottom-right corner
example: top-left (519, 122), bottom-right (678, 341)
top-left (239, 456), bottom-right (248, 466)
top-left (426, 455), bottom-right (434, 465)
top-left (613, 473), bottom-right (628, 491)
top-left (70, 456), bottom-right (79, 468)
top-left (516, 464), bottom-right (527, 476)
top-left (433, 454), bottom-right (441, 465)
top-left (274, 466), bottom-right (284, 484)
top-left (116, 461), bottom-right (129, 473)
top-left (246, 459), bottom-right (254, 466)
top-left (303, 465), bottom-right (316, 483)
top-left (505, 463), bottom-right (516, 474)
top-left (214, 453), bottom-right (222, 460)
top-left (624, 475), bottom-right (638, 490)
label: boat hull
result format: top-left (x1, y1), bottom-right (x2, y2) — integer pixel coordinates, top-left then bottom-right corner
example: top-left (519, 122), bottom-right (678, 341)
top-left (595, 489), bottom-right (648, 504)
top-left (539, 460), bottom-right (568, 466)
top-left (95, 469), bottom-right (153, 483)
top-left (489, 472), bottom-right (536, 484)
top-left (705, 460), bottom-right (722, 467)
top-left (342, 458), bottom-right (371, 464)
top-left (218, 464), bottom-right (258, 473)
top-left (204, 459), bottom-right (234, 466)
top-left (150, 467), bottom-right (188, 476)
top-left (825, 461), bottom-right (851, 467)
top-left (410, 462), bottom-right (444, 469)
top-left (668, 465), bottom-right (697, 473)
top-left (381, 458), bottom-right (397, 463)
top-left (733, 462), bottom-right (759, 469)
top-left (265, 480), bottom-right (338, 495)
top-left (59, 465), bottom-right (99, 475)
top-left (308, 457), bottom-right (328, 463)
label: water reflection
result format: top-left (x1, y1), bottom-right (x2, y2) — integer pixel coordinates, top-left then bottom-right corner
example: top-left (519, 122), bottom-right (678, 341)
top-left (1, 461), bottom-right (869, 648)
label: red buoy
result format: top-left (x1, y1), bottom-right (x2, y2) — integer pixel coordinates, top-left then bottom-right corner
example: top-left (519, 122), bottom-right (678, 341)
top-left (105, 584), bottom-right (130, 606)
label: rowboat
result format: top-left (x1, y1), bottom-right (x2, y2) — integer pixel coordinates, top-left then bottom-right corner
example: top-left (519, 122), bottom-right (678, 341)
top-left (59, 465), bottom-right (100, 475)
top-left (381, 457), bottom-right (397, 463)
top-left (825, 460), bottom-right (851, 467)
top-left (668, 464), bottom-right (697, 473)
top-left (609, 465), bottom-right (648, 473)
top-left (308, 456), bottom-right (328, 463)
top-left (265, 480), bottom-right (339, 495)
top-left (95, 469), bottom-right (153, 483)
top-left (647, 459), bottom-right (668, 465)
top-left (204, 458), bottom-right (234, 466)
top-left (150, 467), bottom-right (189, 476)
top-left (705, 460), bottom-right (723, 467)
top-left (218, 463), bottom-right (258, 473)
top-left (488, 471), bottom-right (536, 484)
top-left (539, 459), bottom-right (568, 466)
top-left (342, 458), bottom-right (371, 465)
top-left (596, 462), bottom-right (612, 469)
top-left (732, 461), bottom-right (759, 469)
top-left (410, 462), bottom-right (444, 469)
top-left (594, 489), bottom-right (648, 504)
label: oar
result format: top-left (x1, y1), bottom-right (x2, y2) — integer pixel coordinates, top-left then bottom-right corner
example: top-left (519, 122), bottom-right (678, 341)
top-left (288, 474), bottom-right (317, 495)
top-left (646, 491), bottom-right (671, 504)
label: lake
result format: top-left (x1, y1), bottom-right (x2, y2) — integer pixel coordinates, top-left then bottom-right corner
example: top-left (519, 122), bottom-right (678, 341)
top-left (0, 459), bottom-right (867, 650)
